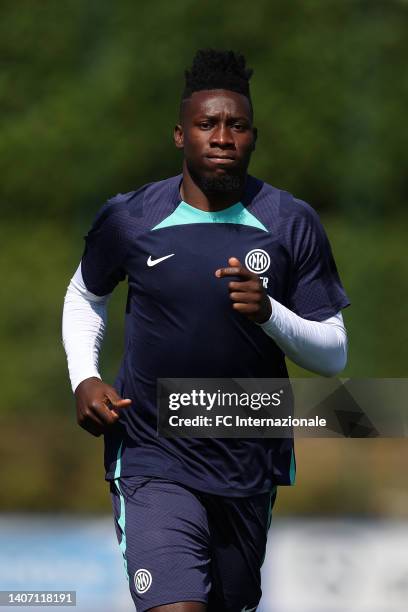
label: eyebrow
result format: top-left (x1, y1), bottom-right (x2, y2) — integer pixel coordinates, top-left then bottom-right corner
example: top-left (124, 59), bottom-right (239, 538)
top-left (195, 113), bottom-right (250, 121)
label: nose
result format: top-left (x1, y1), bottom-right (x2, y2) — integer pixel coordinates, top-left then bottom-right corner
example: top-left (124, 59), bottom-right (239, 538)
top-left (210, 124), bottom-right (234, 149)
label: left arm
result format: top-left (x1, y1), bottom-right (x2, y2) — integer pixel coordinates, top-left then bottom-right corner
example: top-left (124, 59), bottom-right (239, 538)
top-left (258, 298), bottom-right (347, 377)
top-left (215, 257), bottom-right (347, 377)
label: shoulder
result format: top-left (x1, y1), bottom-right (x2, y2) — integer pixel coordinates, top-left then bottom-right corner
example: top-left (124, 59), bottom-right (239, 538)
top-left (90, 175), bottom-right (181, 231)
top-left (247, 176), bottom-right (320, 233)
top-left (247, 175), bottom-right (316, 221)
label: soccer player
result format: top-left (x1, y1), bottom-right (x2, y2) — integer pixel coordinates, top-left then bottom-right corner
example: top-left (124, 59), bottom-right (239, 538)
top-left (63, 49), bottom-right (349, 611)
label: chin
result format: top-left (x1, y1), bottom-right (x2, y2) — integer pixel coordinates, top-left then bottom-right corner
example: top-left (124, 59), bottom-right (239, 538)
top-left (197, 170), bottom-right (244, 194)
top-left (204, 175), bottom-right (242, 193)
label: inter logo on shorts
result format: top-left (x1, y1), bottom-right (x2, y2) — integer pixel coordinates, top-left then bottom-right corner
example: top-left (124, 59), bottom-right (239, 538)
top-left (245, 249), bottom-right (270, 274)
top-left (134, 569), bottom-right (152, 594)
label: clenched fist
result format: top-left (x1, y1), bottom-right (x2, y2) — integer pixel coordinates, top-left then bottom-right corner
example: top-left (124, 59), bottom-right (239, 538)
top-left (75, 377), bottom-right (132, 437)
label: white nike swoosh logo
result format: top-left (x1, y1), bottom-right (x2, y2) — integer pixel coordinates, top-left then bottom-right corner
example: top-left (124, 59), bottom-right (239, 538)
top-left (147, 253), bottom-right (175, 267)
top-left (241, 606), bottom-right (257, 612)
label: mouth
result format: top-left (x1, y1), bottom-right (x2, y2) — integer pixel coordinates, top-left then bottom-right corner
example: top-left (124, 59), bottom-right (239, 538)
top-left (205, 155), bottom-right (236, 165)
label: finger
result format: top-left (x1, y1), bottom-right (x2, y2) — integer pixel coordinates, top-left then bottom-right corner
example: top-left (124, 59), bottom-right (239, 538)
top-left (114, 398), bottom-right (132, 407)
top-left (228, 280), bottom-right (261, 292)
top-left (230, 292), bottom-right (260, 304)
top-left (228, 257), bottom-right (242, 267)
top-left (215, 266), bottom-right (254, 279)
top-left (78, 407), bottom-right (106, 435)
top-left (89, 400), bottom-right (120, 426)
top-left (104, 395), bottom-right (132, 411)
top-left (215, 256), bottom-right (255, 280)
top-left (232, 302), bottom-right (259, 314)
top-left (103, 396), bottom-right (132, 419)
top-left (80, 404), bottom-right (106, 427)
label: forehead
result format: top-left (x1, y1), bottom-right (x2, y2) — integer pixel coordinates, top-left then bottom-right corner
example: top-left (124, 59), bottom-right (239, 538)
top-left (183, 89), bottom-right (252, 119)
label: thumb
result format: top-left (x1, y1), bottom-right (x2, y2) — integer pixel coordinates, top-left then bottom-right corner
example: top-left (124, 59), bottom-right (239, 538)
top-left (105, 392), bottom-right (132, 411)
top-left (112, 398), bottom-right (132, 408)
top-left (228, 256), bottom-right (241, 267)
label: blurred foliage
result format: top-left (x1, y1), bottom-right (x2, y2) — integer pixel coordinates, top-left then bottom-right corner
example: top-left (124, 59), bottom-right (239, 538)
top-left (0, 0), bottom-right (407, 512)
top-left (1, 0), bottom-right (408, 219)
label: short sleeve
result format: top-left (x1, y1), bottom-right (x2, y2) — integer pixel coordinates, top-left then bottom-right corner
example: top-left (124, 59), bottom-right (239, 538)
top-left (80, 199), bottom-right (128, 296)
top-left (288, 204), bottom-right (350, 321)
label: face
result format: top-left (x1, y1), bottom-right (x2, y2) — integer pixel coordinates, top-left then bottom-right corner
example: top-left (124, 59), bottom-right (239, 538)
top-left (174, 89), bottom-right (257, 192)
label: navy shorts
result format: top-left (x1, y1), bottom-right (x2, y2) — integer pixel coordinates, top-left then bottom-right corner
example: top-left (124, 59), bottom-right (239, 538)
top-left (110, 476), bottom-right (277, 611)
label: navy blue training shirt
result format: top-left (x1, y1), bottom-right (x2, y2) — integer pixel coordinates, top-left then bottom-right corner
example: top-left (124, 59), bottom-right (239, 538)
top-left (81, 174), bottom-right (350, 496)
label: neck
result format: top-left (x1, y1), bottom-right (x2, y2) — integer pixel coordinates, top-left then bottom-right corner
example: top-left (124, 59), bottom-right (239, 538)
top-left (180, 161), bottom-right (246, 212)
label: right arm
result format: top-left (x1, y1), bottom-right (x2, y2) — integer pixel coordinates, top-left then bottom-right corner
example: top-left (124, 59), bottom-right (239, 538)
top-left (62, 263), bottom-right (131, 436)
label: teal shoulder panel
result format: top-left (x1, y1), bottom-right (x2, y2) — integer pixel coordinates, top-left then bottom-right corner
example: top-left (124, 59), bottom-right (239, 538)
top-left (152, 201), bottom-right (268, 232)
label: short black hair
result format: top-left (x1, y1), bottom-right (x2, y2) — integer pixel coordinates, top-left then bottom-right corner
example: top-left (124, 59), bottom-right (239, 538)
top-left (182, 49), bottom-right (253, 108)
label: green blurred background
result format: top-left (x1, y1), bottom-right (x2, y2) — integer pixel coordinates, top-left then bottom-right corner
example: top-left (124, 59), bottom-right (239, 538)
top-left (1, 0), bottom-right (407, 515)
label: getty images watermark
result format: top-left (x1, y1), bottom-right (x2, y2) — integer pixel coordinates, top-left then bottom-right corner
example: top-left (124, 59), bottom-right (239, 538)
top-left (167, 388), bottom-right (326, 430)
top-left (158, 378), bottom-right (408, 438)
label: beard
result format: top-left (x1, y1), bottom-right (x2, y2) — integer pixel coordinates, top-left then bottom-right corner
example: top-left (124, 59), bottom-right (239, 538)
top-left (187, 162), bottom-right (245, 194)
top-left (200, 173), bottom-right (243, 193)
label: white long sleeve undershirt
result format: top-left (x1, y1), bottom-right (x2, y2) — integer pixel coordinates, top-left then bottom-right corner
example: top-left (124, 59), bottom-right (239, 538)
top-left (62, 265), bottom-right (348, 392)
top-left (62, 264), bottom-right (109, 392)
top-left (259, 297), bottom-right (347, 377)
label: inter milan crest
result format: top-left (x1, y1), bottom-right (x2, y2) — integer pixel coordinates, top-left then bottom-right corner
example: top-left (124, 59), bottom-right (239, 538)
top-left (245, 249), bottom-right (271, 274)
top-left (134, 568), bottom-right (152, 594)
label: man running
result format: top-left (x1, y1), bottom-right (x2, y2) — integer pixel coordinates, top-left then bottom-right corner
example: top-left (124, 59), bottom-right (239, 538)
top-left (63, 49), bottom-right (349, 611)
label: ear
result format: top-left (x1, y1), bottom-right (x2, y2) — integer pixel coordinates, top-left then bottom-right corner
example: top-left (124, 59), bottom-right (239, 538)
top-left (252, 127), bottom-right (258, 151)
top-left (173, 124), bottom-right (184, 149)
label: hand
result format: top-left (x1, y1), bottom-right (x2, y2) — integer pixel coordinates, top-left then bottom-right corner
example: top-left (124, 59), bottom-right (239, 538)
top-left (74, 377), bottom-right (132, 437)
top-left (215, 257), bottom-right (272, 324)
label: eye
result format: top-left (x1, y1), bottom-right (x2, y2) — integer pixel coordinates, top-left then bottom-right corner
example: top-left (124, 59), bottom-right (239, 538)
top-left (199, 121), bottom-right (212, 130)
top-left (233, 123), bottom-right (246, 131)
